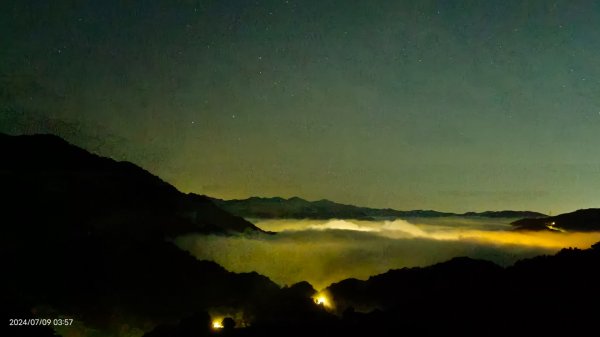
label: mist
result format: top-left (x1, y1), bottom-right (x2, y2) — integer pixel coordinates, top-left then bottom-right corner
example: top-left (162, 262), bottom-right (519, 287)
top-left (175, 217), bottom-right (600, 289)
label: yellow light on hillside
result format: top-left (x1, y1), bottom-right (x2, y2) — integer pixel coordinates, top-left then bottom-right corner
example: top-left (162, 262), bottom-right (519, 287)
top-left (212, 320), bottom-right (224, 329)
top-left (313, 292), bottom-right (333, 309)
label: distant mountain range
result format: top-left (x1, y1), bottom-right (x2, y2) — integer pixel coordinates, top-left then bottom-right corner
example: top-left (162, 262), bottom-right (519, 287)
top-left (511, 208), bottom-right (600, 231)
top-left (211, 196), bottom-right (547, 220)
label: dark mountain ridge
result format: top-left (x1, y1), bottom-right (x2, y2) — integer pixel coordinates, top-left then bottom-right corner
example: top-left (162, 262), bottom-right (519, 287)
top-left (211, 196), bottom-right (547, 220)
top-left (323, 243), bottom-right (600, 337)
top-left (512, 208), bottom-right (600, 231)
top-left (1, 133), bottom-right (263, 238)
top-left (142, 243), bottom-right (600, 337)
top-left (1, 133), bottom-right (278, 335)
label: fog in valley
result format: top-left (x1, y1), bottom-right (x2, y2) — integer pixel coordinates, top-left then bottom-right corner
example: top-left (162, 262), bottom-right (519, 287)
top-left (176, 217), bottom-right (600, 289)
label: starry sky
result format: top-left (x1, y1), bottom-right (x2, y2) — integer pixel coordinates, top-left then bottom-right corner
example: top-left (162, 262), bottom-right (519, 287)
top-left (2, 0), bottom-right (599, 213)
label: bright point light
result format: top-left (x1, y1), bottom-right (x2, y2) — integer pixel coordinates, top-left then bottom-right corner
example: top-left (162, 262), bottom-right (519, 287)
top-left (313, 293), bottom-right (332, 308)
top-left (212, 320), bottom-right (224, 329)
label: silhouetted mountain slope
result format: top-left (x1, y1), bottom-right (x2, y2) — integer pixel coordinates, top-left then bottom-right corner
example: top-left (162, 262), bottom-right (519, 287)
top-left (142, 281), bottom-right (338, 337)
top-left (140, 243), bottom-right (600, 337)
top-left (0, 133), bottom-right (262, 238)
top-left (1, 133), bottom-right (277, 334)
top-left (211, 196), bottom-right (546, 220)
top-left (511, 208), bottom-right (600, 231)
top-left (327, 257), bottom-right (504, 312)
top-left (324, 243), bottom-right (600, 337)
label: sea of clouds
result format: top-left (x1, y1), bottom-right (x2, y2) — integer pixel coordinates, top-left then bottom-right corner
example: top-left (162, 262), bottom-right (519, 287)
top-left (176, 217), bottom-right (600, 289)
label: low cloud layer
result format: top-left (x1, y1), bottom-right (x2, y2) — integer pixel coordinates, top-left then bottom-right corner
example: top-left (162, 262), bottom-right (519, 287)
top-left (176, 218), bottom-right (600, 289)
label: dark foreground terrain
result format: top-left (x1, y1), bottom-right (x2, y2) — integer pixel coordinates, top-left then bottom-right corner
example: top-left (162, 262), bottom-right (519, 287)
top-left (137, 244), bottom-right (600, 337)
top-left (3, 134), bottom-right (599, 337)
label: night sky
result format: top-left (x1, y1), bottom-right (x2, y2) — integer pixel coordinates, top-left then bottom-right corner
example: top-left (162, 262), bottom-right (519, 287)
top-left (2, 0), bottom-right (599, 213)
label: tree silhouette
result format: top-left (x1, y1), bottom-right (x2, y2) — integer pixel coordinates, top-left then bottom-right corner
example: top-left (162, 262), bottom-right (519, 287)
top-left (222, 317), bottom-right (236, 331)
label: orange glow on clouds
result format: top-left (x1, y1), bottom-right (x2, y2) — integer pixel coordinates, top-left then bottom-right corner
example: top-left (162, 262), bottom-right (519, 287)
top-left (177, 218), bottom-right (600, 289)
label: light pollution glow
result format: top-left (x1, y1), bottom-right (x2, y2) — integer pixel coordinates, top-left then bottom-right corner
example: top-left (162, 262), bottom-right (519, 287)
top-left (313, 292), bottom-right (334, 310)
top-left (212, 320), bottom-right (223, 329)
top-left (175, 217), bottom-right (600, 290)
